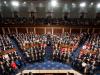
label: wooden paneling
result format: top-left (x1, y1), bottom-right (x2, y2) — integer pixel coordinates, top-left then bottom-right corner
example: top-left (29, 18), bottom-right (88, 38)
top-left (82, 29), bottom-right (88, 33)
top-left (0, 28), bottom-right (3, 34)
top-left (10, 28), bottom-right (16, 33)
top-left (94, 29), bottom-right (100, 33)
top-left (4, 28), bottom-right (9, 34)
top-left (46, 28), bottom-right (52, 34)
top-left (64, 28), bottom-right (70, 33)
top-left (89, 28), bottom-right (93, 33)
top-left (28, 28), bottom-right (34, 33)
top-left (53, 28), bottom-right (62, 35)
top-left (71, 29), bottom-right (80, 33)
top-left (35, 28), bottom-right (44, 34)
top-left (17, 28), bottom-right (27, 33)
top-left (1, 27), bottom-right (100, 35)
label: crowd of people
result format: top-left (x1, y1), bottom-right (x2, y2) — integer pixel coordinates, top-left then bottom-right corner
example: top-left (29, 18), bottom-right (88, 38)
top-left (51, 33), bottom-right (83, 62)
top-left (13, 33), bottom-right (47, 63)
top-left (82, 34), bottom-right (100, 51)
top-left (0, 34), bottom-right (26, 75)
top-left (0, 32), bottom-right (100, 75)
top-left (0, 17), bottom-right (100, 26)
top-left (0, 51), bottom-right (25, 75)
top-left (13, 33), bottom-right (47, 49)
top-left (0, 34), bottom-right (14, 51)
top-left (71, 34), bottom-right (100, 74)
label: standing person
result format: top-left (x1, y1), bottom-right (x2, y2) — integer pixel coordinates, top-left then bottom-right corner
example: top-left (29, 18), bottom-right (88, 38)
top-left (82, 61), bottom-right (87, 74)
top-left (15, 59), bottom-right (21, 69)
top-left (0, 62), bottom-right (5, 75)
top-left (10, 61), bottom-right (18, 74)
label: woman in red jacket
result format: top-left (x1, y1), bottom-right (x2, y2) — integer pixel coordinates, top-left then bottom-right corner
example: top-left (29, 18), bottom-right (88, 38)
top-left (10, 61), bottom-right (17, 70)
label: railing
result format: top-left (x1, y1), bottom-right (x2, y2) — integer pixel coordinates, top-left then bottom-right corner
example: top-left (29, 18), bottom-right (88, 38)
top-left (0, 48), bottom-right (16, 57)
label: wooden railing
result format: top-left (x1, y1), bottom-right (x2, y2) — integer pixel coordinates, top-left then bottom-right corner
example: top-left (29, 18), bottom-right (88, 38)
top-left (0, 48), bottom-right (16, 57)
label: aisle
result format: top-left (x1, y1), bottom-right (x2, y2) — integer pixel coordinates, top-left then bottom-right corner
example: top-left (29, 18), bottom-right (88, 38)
top-left (45, 34), bottom-right (53, 60)
top-left (10, 36), bottom-right (25, 60)
top-left (26, 61), bottom-right (72, 70)
top-left (45, 46), bottom-right (53, 60)
top-left (71, 33), bottom-right (89, 60)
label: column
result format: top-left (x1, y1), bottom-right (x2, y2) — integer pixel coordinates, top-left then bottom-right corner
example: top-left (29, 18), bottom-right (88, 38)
top-left (80, 28), bottom-right (82, 34)
top-left (70, 28), bottom-right (72, 33)
top-left (62, 28), bottom-right (64, 33)
top-left (87, 28), bottom-right (89, 33)
top-left (8, 27), bottom-right (11, 34)
top-left (92, 28), bottom-right (95, 33)
top-left (2, 27), bottom-right (5, 34)
top-left (45, 27), bottom-right (46, 34)
top-left (34, 27), bottom-right (36, 34)
top-left (15, 27), bottom-right (18, 34)
top-left (26, 27), bottom-right (28, 33)
top-left (52, 27), bottom-right (54, 35)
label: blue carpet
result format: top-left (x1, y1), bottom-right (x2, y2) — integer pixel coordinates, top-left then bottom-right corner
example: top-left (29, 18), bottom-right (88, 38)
top-left (71, 35), bottom-right (89, 61)
top-left (71, 46), bottom-right (82, 60)
top-left (25, 61), bottom-right (72, 70)
top-left (45, 46), bottom-right (53, 60)
top-left (10, 37), bottom-right (27, 61)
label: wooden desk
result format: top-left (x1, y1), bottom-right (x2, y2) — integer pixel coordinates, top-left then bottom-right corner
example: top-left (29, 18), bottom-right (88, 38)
top-left (0, 48), bottom-right (16, 56)
top-left (16, 70), bottom-right (82, 75)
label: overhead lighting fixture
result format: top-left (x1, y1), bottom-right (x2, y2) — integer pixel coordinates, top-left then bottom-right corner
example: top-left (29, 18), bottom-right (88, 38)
top-left (11, 1), bottom-right (19, 7)
top-left (90, 2), bottom-right (94, 6)
top-left (23, 2), bottom-right (26, 5)
top-left (4, 1), bottom-right (8, 6)
top-left (23, 2), bottom-right (26, 6)
top-left (4, 1), bottom-right (7, 4)
top-left (97, 3), bottom-right (100, 8)
top-left (39, 3), bottom-right (43, 7)
top-left (51, 0), bottom-right (58, 7)
top-left (64, 4), bottom-right (68, 11)
top-left (72, 3), bottom-right (76, 8)
top-left (80, 2), bottom-right (86, 8)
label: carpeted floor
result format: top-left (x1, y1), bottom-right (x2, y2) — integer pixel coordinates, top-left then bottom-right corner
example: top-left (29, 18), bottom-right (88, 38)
top-left (25, 44), bottom-right (72, 70)
top-left (25, 61), bottom-right (72, 70)
top-left (10, 36), bottom-right (25, 58)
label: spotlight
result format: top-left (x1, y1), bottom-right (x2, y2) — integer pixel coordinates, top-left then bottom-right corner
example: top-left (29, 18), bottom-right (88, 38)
top-left (23, 2), bottom-right (26, 5)
top-left (4, 1), bottom-right (8, 6)
top-left (80, 2), bottom-right (86, 8)
top-left (4, 1), bottom-right (7, 4)
top-left (72, 3), bottom-right (76, 8)
top-left (97, 3), bottom-right (100, 8)
top-left (90, 2), bottom-right (94, 6)
top-left (23, 2), bottom-right (26, 6)
top-left (39, 3), bottom-right (43, 7)
top-left (11, 1), bottom-right (19, 7)
top-left (51, 0), bottom-right (58, 7)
